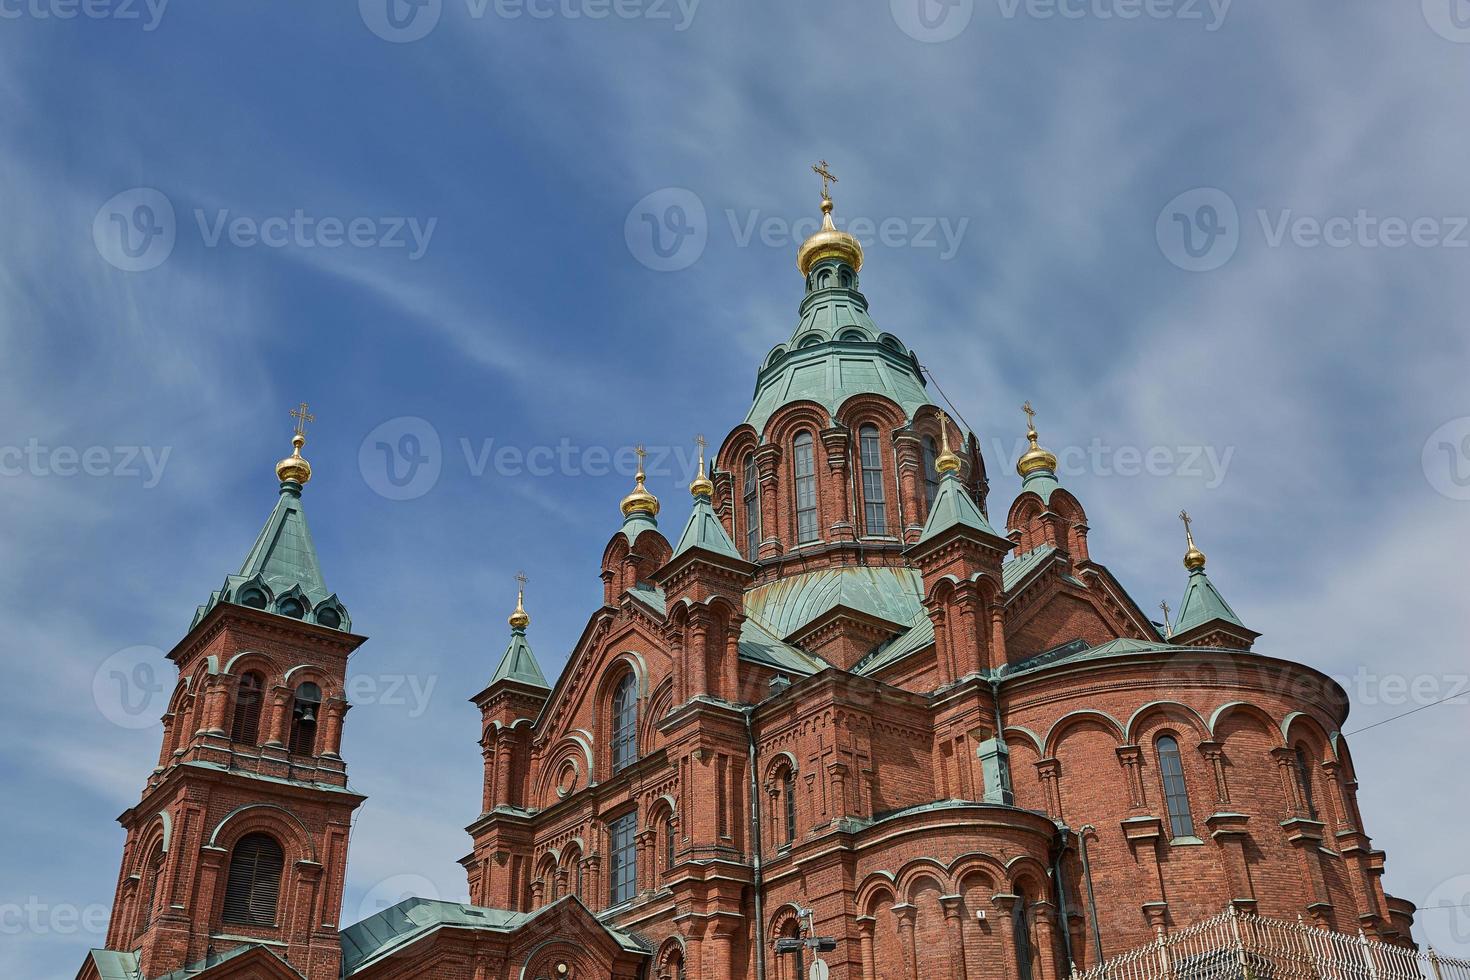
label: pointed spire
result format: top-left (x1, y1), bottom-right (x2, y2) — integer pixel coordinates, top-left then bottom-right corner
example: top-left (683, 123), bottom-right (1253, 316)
top-left (1171, 511), bottom-right (1252, 642)
top-left (490, 573), bottom-right (549, 689)
top-left (916, 410), bottom-right (1003, 544)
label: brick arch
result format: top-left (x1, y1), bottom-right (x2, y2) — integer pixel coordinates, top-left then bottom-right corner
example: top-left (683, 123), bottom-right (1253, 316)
top-left (208, 803), bottom-right (317, 864)
top-left (1004, 725), bottom-right (1045, 757)
top-left (924, 574), bottom-right (961, 606)
top-left (856, 873), bottom-right (899, 917)
top-left (763, 400), bottom-right (830, 447)
top-left (1006, 856), bottom-right (1052, 902)
top-left (1281, 710), bottom-right (1336, 756)
top-left (896, 858), bottom-right (953, 904)
top-left (762, 750), bottom-right (798, 785)
top-left (641, 676), bottom-right (674, 752)
top-left (282, 663), bottom-right (341, 701)
top-left (715, 424), bottom-right (760, 476)
top-left (1126, 700), bottom-right (1210, 746)
top-left (654, 934), bottom-right (687, 980)
top-left (949, 851), bottom-right (1006, 890)
top-left (834, 391), bottom-right (908, 430)
top-left (1208, 700), bottom-right (1284, 746)
top-left (1043, 709), bottom-right (1126, 757)
top-left (222, 650), bottom-right (277, 678)
top-left (535, 733), bottom-right (594, 808)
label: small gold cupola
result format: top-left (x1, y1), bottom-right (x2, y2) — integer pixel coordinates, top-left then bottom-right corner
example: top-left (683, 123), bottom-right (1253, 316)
top-left (689, 434), bottom-right (714, 498)
top-left (796, 160), bottom-right (864, 278)
top-left (934, 410), bottom-right (962, 474)
top-left (275, 401), bottom-right (315, 487)
top-left (620, 445), bottom-right (661, 518)
top-left (1180, 510), bottom-right (1207, 571)
top-left (508, 572), bottom-right (531, 630)
top-left (1016, 400), bottom-right (1059, 478)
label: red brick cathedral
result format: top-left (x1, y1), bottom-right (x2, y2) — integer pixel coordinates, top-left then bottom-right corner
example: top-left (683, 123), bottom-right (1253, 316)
top-left (80, 186), bottom-right (1417, 980)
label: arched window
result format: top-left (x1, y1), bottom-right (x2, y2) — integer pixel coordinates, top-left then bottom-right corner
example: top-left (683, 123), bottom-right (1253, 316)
top-left (288, 682), bottom-right (321, 757)
top-left (575, 860), bottom-right (584, 898)
top-left (1013, 900), bottom-right (1034, 980)
top-left (611, 673), bottom-right (638, 773)
top-left (783, 768), bottom-right (797, 844)
top-left (1294, 745), bottom-right (1317, 818)
top-left (277, 596), bottom-right (304, 619)
top-left (230, 672), bottom-right (264, 746)
top-left (743, 453), bottom-right (760, 561)
top-left (608, 811), bottom-right (637, 906)
top-left (859, 425), bottom-right (888, 536)
top-left (1157, 736), bottom-right (1196, 839)
top-left (923, 436), bottom-right (941, 508)
top-left (664, 813), bottom-right (677, 871)
top-left (222, 833), bottom-right (284, 926)
top-left (138, 845), bottom-right (164, 934)
top-left (793, 432), bottom-right (819, 544)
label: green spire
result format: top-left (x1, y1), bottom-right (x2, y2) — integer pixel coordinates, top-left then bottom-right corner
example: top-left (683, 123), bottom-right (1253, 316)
top-left (191, 407), bottom-right (348, 632)
top-left (490, 575), bottom-right (549, 689)
top-left (1170, 513), bottom-right (1251, 641)
top-left (916, 413), bottom-right (1002, 544)
top-left (673, 486), bottom-right (742, 560)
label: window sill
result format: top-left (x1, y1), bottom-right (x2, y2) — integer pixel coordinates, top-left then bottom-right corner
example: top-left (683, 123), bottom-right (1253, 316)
top-left (1169, 836), bottom-right (1205, 846)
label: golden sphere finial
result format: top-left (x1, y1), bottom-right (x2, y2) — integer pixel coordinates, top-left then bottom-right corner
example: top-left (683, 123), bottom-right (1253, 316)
top-left (1180, 510), bottom-right (1207, 571)
top-left (933, 410), bottom-right (962, 474)
top-left (797, 160), bottom-right (864, 278)
top-left (508, 572), bottom-right (531, 630)
top-left (620, 445), bottom-right (660, 518)
top-left (689, 434), bottom-right (714, 498)
top-left (1016, 400), bottom-right (1059, 478)
top-left (275, 403), bottom-right (315, 486)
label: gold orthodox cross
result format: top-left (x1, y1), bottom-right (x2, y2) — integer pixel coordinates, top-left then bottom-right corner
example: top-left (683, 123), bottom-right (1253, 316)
top-left (290, 401), bottom-right (315, 438)
top-left (1159, 600), bottom-right (1172, 638)
top-left (1179, 510), bottom-right (1193, 535)
top-left (1022, 400), bottom-right (1037, 429)
top-left (812, 159), bottom-right (838, 200)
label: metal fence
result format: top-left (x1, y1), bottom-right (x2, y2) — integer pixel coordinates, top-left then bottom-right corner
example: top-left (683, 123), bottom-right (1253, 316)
top-left (1070, 907), bottom-right (1470, 980)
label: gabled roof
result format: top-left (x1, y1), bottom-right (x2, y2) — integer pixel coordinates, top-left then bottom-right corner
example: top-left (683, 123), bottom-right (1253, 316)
top-left (1174, 567), bottom-right (1246, 635)
top-left (79, 950), bottom-right (140, 980)
top-left (339, 896), bottom-right (646, 976)
top-left (489, 628), bottom-right (549, 689)
top-left (745, 565), bottom-right (925, 641)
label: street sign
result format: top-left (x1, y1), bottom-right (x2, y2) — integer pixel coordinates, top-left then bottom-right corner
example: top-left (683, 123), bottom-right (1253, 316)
top-left (809, 958), bottom-right (829, 980)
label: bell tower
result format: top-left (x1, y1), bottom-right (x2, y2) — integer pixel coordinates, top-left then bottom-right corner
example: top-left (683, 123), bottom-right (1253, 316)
top-left (82, 407), bottom-right (366, 980)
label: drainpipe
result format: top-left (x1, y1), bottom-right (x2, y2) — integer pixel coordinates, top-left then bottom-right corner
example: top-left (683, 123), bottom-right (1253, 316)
top-left (745, 705), bottom-right (768, 980)
top-left (1078, 824), bottom-right (1104, 965)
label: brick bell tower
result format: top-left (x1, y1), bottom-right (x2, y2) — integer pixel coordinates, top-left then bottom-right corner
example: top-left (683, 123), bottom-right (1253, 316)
top-left (80, 406), bottom-right (366, 980)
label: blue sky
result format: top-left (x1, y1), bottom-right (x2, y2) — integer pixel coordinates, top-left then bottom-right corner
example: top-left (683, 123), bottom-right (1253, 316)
top-left (3, 1), bottom-right (1470, 975)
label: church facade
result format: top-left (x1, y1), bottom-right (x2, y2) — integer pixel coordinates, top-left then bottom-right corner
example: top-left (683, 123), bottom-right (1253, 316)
top-left (79, 186), bottom-right (1417, 980)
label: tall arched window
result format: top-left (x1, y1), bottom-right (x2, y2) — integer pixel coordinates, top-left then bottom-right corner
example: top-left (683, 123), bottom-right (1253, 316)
top-left (288, 682), bottom-right (321, 757)
top-left (611, 673), bottom-right (639, 773)
top-left (222, 833), bottom-right (284, 926)
top-left (743, 453), bottom-right (760, 561)
top-left (138, 845), bottom-right (164, 934)
top-left (1013, 900), bottom-right (1034, 980)
top-left (664, 813), bottom-right (677, 871)
top-left (783, 768), bottom-right (797, 844)
top-left (230, 671), bottom-right (264, 746)
top-left (793, 432), bottom-right (818, 544)
top-left (859, 425), bottom-right (888, 535)
top-left (923, 436), bottom-right (941, 508)
top-left (1157, 735), bottom-right (1196, 839)
top-left (608, 811), bottom-right (637, 906)
top-left (1294, 745), bottom-right (1317, 818)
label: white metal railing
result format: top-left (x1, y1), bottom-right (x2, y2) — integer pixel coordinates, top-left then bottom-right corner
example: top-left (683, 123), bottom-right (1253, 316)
top-left (1069, 907), bottom-right (1470, 980)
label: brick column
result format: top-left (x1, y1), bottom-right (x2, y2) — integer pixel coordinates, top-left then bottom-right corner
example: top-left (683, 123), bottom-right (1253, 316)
top-left (992, 893), bottom-right (1020, 980)
top-left (894, 433), bottom-right (925, 543)
top-left (494, 738), bottom-right (513, 808)
top-left (320, 700), bottom-right (345, 759)
top-left (1036, 758), bottom-right (1062, 819)
top-left (1116, 746), bottom-right (1147, 811)
top-left (635, 830), bottom-right (656, 894)
top-left (687, 610), bottom-right (710, 700)
top-left (942, 894), bottom-right (969, 980)
top-left (989, 602), bottom-right (1007, 669)
top-left (822, 428), bottom-right (855, 541)
top-left (1032, 901), bottom-right (1060, 980)
top-left (929, 606), bottom-right (953, 686)
top-left (755, 445), bottom-right (784, 558)
top-left (857, 915), bottom-right (876, 979)
top-left (1197, 740), bottom-right (1230, 806)
top-left (892, 903), bottom-right (918, 980)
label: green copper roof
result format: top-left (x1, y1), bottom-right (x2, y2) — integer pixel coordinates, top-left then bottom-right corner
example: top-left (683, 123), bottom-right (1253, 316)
top-left (1173, 567), bottom-right (1246, 635)
top-left (1019, 466), bottom-right (1062, 504)
top-left (191, 481), bottom-right (350, 632)
top-left (673, 492), bottom-right (742, 560)
top-left (745, 565), bottom-right (925, 640)
top-left (340, 897), bottom-right (646, 976)
top-left (619, 510), bottom-right (660, 546)
top-left (917, 472), bottom-right (1002, 542)
top-left (83, 950), bottom-right (141, 980)
top-left (745, 339), bottom-right (933, 437)
top-left (490, 626), bottom-right (549, 689)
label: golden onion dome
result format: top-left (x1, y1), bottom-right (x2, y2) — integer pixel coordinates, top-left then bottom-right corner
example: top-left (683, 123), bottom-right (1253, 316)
top-left (1015, 401), bottom-right (1058, 478)
top-left (1180, 511), bottom-right (1207, 571)
top-left (689, 435), bottom-right (714, 498)
top-left (621, 448), bottom-right (660, 518)
top-left (276, 433), bottom-right (313, 486)
top-left (934, 410), bottom-right (962, 474)
top-left (797, 196), bottom-right (864, 278)
top-left (508, 583), bottom-right (530, 630)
